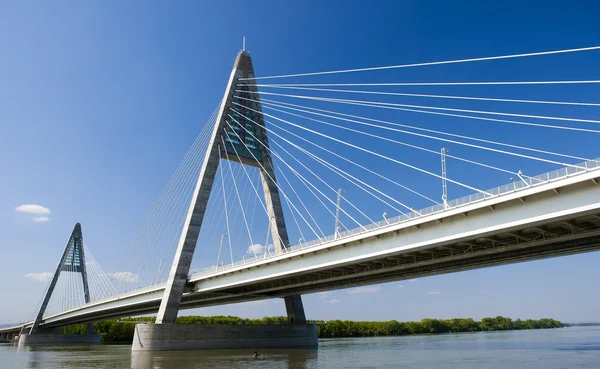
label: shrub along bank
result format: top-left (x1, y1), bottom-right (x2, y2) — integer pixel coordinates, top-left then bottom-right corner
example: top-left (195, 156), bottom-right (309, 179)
top-left (59, 315), bottom-right (563, 342)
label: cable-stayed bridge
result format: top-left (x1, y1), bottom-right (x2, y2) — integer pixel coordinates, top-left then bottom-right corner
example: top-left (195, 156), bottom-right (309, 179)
top-left (2, 45), bottom-right (600, 350)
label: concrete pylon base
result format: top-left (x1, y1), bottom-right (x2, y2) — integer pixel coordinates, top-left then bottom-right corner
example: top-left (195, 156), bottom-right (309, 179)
top-left (131, 323), bottom-right (318, 351)
top-left (18, 334), bottom-right (101, 346)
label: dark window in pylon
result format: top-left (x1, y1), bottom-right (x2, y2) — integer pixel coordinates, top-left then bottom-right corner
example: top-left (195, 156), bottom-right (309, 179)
top-left (225, 86), bottom-right (263, 162)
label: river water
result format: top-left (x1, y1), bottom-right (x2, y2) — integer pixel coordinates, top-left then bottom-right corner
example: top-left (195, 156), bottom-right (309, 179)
top-left (1, 326), bottom-right (599, 368)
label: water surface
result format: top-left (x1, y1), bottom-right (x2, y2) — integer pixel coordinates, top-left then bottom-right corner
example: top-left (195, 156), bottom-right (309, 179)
top-left (1, 326), bottom-right (599, 368)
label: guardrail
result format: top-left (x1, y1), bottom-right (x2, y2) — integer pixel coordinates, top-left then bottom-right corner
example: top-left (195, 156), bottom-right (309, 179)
top-left (189, 158), bottom-right (600, 278)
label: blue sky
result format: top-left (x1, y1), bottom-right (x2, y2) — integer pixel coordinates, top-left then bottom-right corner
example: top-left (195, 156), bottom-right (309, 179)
top-left (1, 1), bottom-right (600, 324)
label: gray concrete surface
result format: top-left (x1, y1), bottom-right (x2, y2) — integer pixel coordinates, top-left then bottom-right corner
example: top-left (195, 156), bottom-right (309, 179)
top-left (18, 333), bottom-right (101, 346)
top-left (131, 323), bottom-right (318, 351)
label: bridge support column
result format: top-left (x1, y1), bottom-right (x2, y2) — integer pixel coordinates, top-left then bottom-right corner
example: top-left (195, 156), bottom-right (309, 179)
top-left (285, 295), bottom-right (307, 324)
top-left (17, 326), bottom-right (100, 346)
top-left (18, 333), bottom-right (101, 346)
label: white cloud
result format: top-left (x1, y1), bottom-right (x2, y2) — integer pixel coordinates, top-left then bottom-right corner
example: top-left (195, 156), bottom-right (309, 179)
top-left (347, 286), bottom-right (381, 294)
top-left (33, 216), bottom-right (50, 222)
top-left (428, 291), bottom-right (441, 295)
top-left (16, 204), bottom-right (51, 215)
top-left (482, 290), bottom-right (490, 294)
top-left (317, 292), bottom-right (329, 299)
top-left (408, 279), bottom-right (418, 283)
top-left (246, 243), bottom-right (274, 256)
top-left (326, 299), bottom-right (340, 304)
top-left (25, 272), bottom-right (52, 282)
top-left (111, 272), bottom-right (139, 283)
top-left (247, 243), bottom-right (265, 255)
top-left (397, 284), bottom-right (404, 288)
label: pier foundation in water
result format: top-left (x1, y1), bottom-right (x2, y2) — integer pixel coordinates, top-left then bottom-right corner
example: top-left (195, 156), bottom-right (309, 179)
top-left (131, 323), bottom-right (318, 351)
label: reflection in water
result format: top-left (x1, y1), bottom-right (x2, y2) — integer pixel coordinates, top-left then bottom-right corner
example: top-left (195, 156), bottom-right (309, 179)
top-left (28, 350), bottom-right (42, 369)
top-left (131, 348), bottom-right (317, 369)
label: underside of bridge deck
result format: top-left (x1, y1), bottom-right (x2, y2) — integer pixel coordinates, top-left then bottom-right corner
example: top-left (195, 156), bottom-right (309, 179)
top-left (179, 211), bottom-right (600, 305)
top-left (29, 210), bottom-right (600, 331)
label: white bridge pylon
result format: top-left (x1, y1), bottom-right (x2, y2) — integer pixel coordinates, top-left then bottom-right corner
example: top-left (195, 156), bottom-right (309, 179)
top-left (156, 51), bottom-right (307, 325)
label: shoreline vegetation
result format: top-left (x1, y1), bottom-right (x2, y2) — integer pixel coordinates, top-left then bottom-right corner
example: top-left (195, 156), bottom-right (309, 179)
top-left (60, 315), bottom-right (563, 343)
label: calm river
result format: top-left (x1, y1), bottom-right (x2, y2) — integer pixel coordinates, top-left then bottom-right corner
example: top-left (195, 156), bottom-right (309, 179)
top-left (1, 326), bottom-right (599, 368)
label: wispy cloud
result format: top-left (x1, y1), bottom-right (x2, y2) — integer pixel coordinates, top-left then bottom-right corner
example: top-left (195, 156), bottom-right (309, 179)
top-left (111, 272), bottom-right (139, 283)
top-left (428, 291), bottom-right (441, 295)
top-left (397, 284), bottom-right (404, 288)
top-left (482, 290), bottom-right (490, 294)
top-left (326, 299), bottom-right (340, 304)
top-left (16, 204), bottom-right (51, 215)
top-left (408, 279), bottom-right (418, 283)
top-left (33, 216), bottom-right (50, 222)
top-left (25, 272), bottom-right (52, 282)
top-left (347, 286), bottom-right (381, 294)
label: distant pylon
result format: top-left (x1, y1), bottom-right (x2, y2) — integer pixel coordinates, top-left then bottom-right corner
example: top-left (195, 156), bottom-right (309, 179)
top-left (29, 223), bottom-right (94, 334)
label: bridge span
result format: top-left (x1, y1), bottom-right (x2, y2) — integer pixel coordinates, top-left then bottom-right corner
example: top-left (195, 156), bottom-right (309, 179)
top-left (3, 157), bottom-right (598, 338)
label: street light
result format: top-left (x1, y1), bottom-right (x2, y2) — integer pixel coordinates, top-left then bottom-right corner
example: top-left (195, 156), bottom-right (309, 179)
top-left (154, 258), bottom-right (164, 285)
top-left (383, 212), bottom-right (389, 225)
top-left (137, 267), bottom-right (144, 289)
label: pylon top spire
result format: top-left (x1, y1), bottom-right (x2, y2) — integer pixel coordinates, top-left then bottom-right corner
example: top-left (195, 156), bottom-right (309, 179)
top-left (233, 49), bottom-right (255, 77)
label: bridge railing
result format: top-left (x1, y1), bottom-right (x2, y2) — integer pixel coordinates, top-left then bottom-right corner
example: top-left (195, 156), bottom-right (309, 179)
top-left (188, 158), bottom-right (600, 279)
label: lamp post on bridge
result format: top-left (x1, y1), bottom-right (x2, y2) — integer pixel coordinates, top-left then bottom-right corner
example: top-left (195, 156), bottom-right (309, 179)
top-left (441, 147), bottom-right (449, 209)
top-left (154, 259), bottom-right (165, 285)
top-left (216, 233), bottom-right (227, 271)
top-left (137, 267), bottom-right (144, 289)
top-left (334, 188), bottom-right (344, 240)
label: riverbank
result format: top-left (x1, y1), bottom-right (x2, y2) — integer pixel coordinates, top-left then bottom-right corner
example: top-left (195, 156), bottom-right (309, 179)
top-left (59, 315), bottom-right (562, 342)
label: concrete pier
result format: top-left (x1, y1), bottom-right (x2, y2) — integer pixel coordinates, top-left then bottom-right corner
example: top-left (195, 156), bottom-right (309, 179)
top-left (0, 332), bottom-right (14, 343)
top-left (131, 323), bottom-right (318, 351)
top-left (18, 334), bottom-right (101, 346)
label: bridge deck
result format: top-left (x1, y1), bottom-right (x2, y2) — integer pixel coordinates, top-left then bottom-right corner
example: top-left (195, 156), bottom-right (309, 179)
top-left (3, 159), bottom-right (599, 334)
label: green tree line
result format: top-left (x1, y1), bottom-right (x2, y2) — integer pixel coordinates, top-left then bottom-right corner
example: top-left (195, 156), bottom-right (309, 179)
top-left (317, 316), bottom-right (562, 337)
top-left (59, 315), bottom-right (562, 342)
